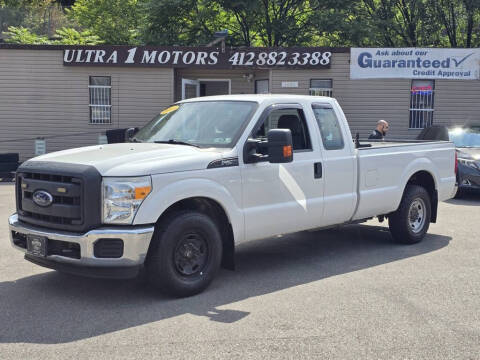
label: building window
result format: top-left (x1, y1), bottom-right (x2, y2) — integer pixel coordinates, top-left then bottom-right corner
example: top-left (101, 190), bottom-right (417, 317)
top-left (309, 79), bottom-right (333, 97)
top-left (409, 80), bottom-right (434, 129)
top-left (255, 79), bottom-right (269, 94)
top-left (89, 76), bottom-right (111, 124)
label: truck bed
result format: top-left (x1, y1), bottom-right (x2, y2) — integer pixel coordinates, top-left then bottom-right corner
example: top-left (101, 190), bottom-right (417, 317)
top-left (352, 139), bottom-right (456, 221)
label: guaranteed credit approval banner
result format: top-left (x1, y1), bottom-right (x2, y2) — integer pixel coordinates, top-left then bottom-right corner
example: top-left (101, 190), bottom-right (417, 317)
top-left (350, 48), bottom-right (480, 80)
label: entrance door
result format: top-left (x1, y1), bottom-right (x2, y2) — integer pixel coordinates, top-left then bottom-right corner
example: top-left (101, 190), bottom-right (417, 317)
top-left (181, 78), bottom-right (200, 100)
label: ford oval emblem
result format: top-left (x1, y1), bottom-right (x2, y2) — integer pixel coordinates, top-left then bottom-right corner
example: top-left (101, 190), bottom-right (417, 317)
top-left (32, 190), bottom-right (53, 207)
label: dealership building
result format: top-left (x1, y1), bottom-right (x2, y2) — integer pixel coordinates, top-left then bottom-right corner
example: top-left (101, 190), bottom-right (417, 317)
top-left (0, 44), bottom-right (479, 161)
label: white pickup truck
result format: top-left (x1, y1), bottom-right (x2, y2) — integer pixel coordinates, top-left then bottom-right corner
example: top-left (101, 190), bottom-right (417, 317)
top-left (9, 95), bottom-right (456, 297)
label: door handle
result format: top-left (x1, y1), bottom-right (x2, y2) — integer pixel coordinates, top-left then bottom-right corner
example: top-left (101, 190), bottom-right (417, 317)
top-left (314, 162), bottom-right (322, 179)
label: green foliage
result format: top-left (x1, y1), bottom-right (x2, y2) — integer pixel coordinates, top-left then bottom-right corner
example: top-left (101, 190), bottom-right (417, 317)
top-left (4, 25), bottom-right (103, 44)
top-left (141, 0), bottom-right (228, 46)
top-left (141, 0), bottom-right (349, 46)
top-left (2, 0), bottom-right (480, 47)
top-left (66, 0), bottom-right (144, 44)
top-left (52, 27), bottom-right (103, 44)
top-left (3, 25), bottom-right (50, 44)
top-left (0, 1), bottom-right (25, 32)
top-left (0, 0), bottom-right (69, 35)
top-left (218, 0), bottom-right (259, 46)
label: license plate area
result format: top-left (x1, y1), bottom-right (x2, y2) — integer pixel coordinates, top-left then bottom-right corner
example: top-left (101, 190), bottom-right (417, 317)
top-left (27, 235), bottom-right (47, 257)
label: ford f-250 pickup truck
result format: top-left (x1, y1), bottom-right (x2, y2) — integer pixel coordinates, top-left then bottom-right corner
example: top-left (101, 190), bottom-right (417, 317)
top-left (9, 95), bottom-right (456, 297)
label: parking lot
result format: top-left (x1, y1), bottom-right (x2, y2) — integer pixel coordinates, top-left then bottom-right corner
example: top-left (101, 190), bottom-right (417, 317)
top-left (0, 183), bottom-right (479, 359)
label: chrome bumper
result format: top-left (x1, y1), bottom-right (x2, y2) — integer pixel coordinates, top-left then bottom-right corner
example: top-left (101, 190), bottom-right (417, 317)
top-left (8, 213), bottom-right (154, 267)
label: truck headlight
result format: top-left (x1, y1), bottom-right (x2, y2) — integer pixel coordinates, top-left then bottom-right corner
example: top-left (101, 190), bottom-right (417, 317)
top-left (102, 177), bottom-right (152, 224)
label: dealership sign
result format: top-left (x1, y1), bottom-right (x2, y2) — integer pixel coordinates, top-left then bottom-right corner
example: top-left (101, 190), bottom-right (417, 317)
top-left (350, 48), bottom-right (480, 80)
top-left (63, 46), bottom-right (332, 69)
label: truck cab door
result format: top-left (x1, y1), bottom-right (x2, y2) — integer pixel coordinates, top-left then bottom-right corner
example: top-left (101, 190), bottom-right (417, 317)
top-left (310, 103), bottom-right (356, 226)
top-left (240, 104), bottom-right (325, 241)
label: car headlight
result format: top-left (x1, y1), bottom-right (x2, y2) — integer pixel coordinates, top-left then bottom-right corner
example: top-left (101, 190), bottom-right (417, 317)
top-left (458, 158), bottom-right (480, 170)
top-left (102, 176), bottom-right (152, 224)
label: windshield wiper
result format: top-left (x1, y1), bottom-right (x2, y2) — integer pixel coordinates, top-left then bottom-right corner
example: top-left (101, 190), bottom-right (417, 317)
top-left (154, 139), bottom-right (200, 148)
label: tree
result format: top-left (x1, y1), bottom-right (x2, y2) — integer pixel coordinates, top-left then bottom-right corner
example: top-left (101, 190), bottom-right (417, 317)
top-left (67, 0), bottom-right (143, 44)
top-left (255, 0), bottom-right (314, 46)
top-left (1, 0), bottom-right (68, 36)
top-left (142, 0), bottom-right (344, 47)
top-left (303, 0), bottom-right (368, 46)
top-left (430, 0), bottom-right (480, 47)
top-left (1, 1), bottom-right (24, 33)
top-left (218, 0), bottom-right (260, 46)
top-left (360, 0), bottom-right (441, 46)
top-left (141, 0), bottom-right (232, 46)
top-left (3, 0), bottom-right (480, 48)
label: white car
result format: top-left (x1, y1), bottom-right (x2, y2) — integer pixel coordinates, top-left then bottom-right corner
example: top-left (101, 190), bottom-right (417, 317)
top-left (9, 95), bottom-right (456, 297)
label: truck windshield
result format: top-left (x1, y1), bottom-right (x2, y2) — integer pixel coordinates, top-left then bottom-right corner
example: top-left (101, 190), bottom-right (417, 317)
top-left (449, 127), bottom-right (480, 148)
top-left (133, 101), bottom-right (257, 148)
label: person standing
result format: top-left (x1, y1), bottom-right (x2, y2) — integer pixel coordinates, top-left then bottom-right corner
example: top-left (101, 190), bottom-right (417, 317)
top-left (369, 120), bottom-right (389, 140)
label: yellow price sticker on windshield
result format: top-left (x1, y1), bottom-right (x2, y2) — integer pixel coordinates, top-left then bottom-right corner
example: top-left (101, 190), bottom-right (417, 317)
top-left (160, 105), bottom-right (179, 115)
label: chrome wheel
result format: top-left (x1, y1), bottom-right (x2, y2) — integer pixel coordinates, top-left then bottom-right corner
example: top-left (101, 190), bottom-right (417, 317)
top-left (408, 198), bottom-right (426, 234)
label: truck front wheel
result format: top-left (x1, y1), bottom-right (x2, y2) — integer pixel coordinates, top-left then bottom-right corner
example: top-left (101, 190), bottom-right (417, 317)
top-left (389, 185), bottom-right (431, 244)
top-left (146, 211), bottom-right (222, 297)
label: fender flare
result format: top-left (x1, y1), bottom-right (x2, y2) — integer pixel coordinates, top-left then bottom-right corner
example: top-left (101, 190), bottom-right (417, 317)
top-left (133, 177), bottom-right (244, 243)
top-left (394, 158), bottom-right (439, 217)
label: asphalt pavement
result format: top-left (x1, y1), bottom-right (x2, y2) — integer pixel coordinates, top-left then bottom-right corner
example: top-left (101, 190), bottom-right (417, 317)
top-left (0, 183), bottom-right (478, 359)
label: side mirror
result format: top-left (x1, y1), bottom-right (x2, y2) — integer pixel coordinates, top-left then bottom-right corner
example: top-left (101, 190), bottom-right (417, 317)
top-left (125, 127), bottom-right (138, 142)
top-left (267, 129), bottom-right (293, 163)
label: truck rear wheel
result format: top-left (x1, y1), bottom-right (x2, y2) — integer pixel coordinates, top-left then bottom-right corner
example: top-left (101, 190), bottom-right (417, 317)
top-left (389, 185), bottom-right (431, 244)
top-left (146, 211), bottom-right (222, 297)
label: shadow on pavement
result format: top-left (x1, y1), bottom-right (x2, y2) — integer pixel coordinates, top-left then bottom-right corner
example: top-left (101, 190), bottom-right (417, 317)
top-left (0, 224), bottom-right (450, 344)
top-left (445, 191), bottom-right (480, 206)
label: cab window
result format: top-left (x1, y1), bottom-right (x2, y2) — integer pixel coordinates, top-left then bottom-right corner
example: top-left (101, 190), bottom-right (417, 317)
top-left (312, 105), bottom-right (344, 150)
top-left (253, 108), bottom-right (312, 151)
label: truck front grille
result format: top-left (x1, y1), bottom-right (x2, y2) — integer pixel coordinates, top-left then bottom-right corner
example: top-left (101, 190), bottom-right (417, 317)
top-left (16, 161), bottom-right (102, 232)
top-left (18, 172), bottom-right (83, 227)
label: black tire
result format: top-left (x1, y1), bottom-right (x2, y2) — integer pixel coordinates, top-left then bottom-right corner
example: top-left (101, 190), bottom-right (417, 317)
top-left (146, 211), bottom-right (222, 297)
top-left (389, 185), bottom-right (431, 244)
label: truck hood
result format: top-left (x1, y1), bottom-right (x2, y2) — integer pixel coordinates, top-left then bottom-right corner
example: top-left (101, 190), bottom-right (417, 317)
top-left (29, 143), bottom-right (229, 176)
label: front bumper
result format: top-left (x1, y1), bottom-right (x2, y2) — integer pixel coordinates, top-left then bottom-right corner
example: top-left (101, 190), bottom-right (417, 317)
top-left (8, 214), bottom-right (154, 278)
top-left (457, 164), bottom-right (480, 190)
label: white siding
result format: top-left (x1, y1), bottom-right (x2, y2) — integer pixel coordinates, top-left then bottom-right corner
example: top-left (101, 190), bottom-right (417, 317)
top-left (435, 79), bottom-right (480, 127)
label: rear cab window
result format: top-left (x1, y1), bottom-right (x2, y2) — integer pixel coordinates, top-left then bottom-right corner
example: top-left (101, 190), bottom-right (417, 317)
top-left (311, 104), bottom-right (344, 150)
